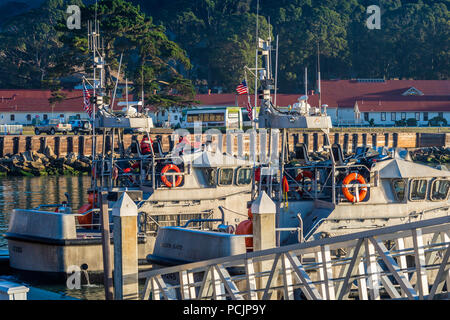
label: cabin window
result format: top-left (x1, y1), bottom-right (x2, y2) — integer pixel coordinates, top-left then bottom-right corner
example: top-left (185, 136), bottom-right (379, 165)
top-left (237, 168), bottom-right (252, 185)
top-left (203, 168), bottom-right (217, 186)
top-left (10, 115), bottom-right (14, 121)
top-left (430, 179), bottom-right (449, 201)
top-left (409, 179), bottom-right (428, 201)
top-left (218, 168), bottom-right (234, 185)
top-left (392, 179), bottom-right (406, 201)
top-left (401, 112), bottom-right (406, 120)
top-left (381, 112), bottom-right (386, 121)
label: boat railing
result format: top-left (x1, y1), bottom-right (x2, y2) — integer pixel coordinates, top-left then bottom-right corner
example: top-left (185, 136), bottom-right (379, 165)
top-left (94, 153), bottom-right (185, 190)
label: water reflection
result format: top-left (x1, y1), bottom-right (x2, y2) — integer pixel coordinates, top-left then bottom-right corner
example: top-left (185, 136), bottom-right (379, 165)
top-left (0, 175), bottom-right (91, 248)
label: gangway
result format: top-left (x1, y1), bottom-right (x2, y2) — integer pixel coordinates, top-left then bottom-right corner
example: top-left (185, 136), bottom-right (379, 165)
top-left (139, 215), bottom-right (450, 300)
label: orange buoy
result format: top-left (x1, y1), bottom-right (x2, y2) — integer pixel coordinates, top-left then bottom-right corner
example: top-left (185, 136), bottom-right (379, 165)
top-left (77, 203), bottom-right (93, 229)
top-left (282, 176), bottom-right (289, 193)
top-left (236, 220), bottom-right (253, 251)
top-left (295, 170), bottom-right (314, 196)
top-left (342, 172), bottom-right (368, 203)
top-left (161, 164), bottom-right (183, 188)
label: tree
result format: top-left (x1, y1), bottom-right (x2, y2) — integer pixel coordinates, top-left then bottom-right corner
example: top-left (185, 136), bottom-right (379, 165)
top-left (145, 0), bottom-right (271, 92)
top-left (54, 0), bottom-right (196, 108)
top-left (0, 0), bottom-right (84, 88)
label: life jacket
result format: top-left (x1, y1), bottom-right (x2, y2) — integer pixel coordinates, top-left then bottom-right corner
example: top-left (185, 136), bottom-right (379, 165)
top-left (140, 136), bottom-right (153, 154)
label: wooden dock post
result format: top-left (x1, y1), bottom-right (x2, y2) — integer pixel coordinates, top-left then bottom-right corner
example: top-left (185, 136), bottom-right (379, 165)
top-left (251, 191), bottom-right (276, 298)
top-left (113, 192), bottom-right (139, 300)
top-left (101, 192), bottom-right (114, 300)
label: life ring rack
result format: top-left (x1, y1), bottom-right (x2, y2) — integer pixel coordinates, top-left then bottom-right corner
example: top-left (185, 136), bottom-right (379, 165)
top-left (341, 172), bottom-right (369, 203)
top-left (161, 164), bottom-right (183, 188)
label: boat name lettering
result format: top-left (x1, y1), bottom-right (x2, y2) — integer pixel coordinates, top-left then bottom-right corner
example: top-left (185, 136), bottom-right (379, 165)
top-left (160, 242), bottom-right (183, 250)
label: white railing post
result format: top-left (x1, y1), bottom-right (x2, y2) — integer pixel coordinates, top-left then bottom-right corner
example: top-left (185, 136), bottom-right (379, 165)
top-left (412, 228), bottom-right (429, 298)
top-left (251, 191), bottom-right (277, 298)
top-left (113, 192), bottom-right (139, 300)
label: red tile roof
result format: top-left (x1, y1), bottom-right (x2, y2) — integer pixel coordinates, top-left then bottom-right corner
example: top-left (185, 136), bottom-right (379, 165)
top-left (194, 93), bottom-right (315, 109)
top-left (0, 89), bottom-right (133, 113)
top-left (319, 80), bottom-right (450, 111)
top-left (0, 80), bottom-right (448, 113)
top-left (194, 80), bottom-right (450, 112)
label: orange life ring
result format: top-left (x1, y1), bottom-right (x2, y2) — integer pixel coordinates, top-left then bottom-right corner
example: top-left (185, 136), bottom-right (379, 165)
top-left (342, 172), bottom-right (368, 203)
top-left (161, 164), bottom-right (183, 188)
top-left (236, 219), bottom-right (253, 251)
top-left (77, 203), bottom-right (93, 229)
top-left (295, 170), bottom-right (314, 195)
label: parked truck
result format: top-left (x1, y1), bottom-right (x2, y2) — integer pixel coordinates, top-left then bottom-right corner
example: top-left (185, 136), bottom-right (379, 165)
top-left (34, 119), bottom-right (72, 135)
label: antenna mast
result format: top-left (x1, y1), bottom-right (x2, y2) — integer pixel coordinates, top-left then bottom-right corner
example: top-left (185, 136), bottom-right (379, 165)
top-left (317, 42), bottom-right (321, 108)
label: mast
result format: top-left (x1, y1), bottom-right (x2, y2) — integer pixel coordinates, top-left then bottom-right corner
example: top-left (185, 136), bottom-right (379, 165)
top-left (317, 42), bottom-right (321, 109)
top-left (253, 0), bottom-right (259, 127)
top-left (305, 67), bottom-right (308, 97)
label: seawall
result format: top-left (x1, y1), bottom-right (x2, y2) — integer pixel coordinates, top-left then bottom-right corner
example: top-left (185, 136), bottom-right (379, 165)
top-left (0, 131), bottom-right (448, 158)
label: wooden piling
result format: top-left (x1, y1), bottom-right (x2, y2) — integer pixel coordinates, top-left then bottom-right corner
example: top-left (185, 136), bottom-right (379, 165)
top-left (101, 192), bottom-right (114, 300)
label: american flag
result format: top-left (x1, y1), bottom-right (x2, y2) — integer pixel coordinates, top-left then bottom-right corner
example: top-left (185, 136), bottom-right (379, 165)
top-left (246, 102), bottom-right (253, 121)
top-left (236, 80), bottom-right (248, 95)
top-left (82, 82), bottom-right (93, 118)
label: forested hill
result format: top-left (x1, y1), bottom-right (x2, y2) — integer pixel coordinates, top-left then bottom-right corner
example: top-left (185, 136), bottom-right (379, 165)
top-left (0, 0), bottom-right (448, 96)
top-left (137, 0), bottom-right (449, 92)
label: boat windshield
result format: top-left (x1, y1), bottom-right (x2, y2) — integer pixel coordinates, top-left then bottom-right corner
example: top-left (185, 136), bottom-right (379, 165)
top-left (431, 179), bottom-right (450, 201)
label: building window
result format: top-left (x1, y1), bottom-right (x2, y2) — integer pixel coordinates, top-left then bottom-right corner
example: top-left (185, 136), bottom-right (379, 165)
top-left (423, 112), bottom-right (428, 121)
top-left (381, 112), bottom-right (386, 121)
top-left (438, 112), bottom-right (444, 118)
top-left (415, 112), bottom-right (420, 121)
top-left (26, 114), bottom-right (31, 121)
top-left (174, 115), bottom-right (178, 121)
top-left (401, 112), bottom-right (406, 120)
top-left (76, 114), bottom-right (81, 119)
top-left (60, 114), bottom-right (64, 118)
top-left (391, 112), bottom-right (396, 121)
top-left (10, 115), bottom-right (14, 121)
top-left (364, 113), bottom-right (369, 122)
top-left (43, 114), bottom-right (48, 120)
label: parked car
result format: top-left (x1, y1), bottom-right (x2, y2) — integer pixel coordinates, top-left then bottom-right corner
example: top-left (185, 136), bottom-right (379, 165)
top-left (34, 119), bottom-right (72, 135)
top-left (69, 119), bottom-right (92, 135)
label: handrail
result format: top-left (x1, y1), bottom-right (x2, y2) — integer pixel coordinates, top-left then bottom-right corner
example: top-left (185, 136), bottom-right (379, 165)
top-left (139, 215), bottom-right (450, 301)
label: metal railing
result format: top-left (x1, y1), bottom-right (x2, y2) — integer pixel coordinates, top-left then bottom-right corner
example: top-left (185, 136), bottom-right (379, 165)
top-left (139, 215), bottom-right (450, 300)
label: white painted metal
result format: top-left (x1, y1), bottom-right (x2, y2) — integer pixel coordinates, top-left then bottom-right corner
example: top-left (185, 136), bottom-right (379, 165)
top-left (139, 216), bottom-right (450, 300)
top-left (412, 228), bottom-right (429, 298)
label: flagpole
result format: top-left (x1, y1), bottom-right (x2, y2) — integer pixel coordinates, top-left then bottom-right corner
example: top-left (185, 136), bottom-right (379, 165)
top-left (244, 71), bottom-right (253, 129)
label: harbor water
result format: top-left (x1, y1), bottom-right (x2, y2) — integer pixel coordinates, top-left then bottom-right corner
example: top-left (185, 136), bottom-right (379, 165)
top-left (0, 175), bottom-right (108, 300)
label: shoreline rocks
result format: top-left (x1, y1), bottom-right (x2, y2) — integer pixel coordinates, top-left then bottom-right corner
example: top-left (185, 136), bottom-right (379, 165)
top-left (0, 147), bottom-right (92, 177)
